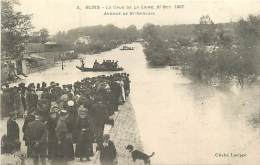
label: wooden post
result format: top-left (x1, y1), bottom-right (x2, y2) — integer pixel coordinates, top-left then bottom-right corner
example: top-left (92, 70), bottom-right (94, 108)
top-left (61, 58), bottom-right (64, 70)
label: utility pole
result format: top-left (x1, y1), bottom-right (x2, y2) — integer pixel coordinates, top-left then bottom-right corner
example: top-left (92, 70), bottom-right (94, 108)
top-left (62, 59), bottom-right (64, 70)
top-left (61, 54), bottom-right (64, 70)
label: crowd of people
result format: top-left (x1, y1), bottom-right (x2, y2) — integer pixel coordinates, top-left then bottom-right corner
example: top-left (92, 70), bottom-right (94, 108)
top-left (1, 73), bottom-right (131, 165)
top-left (93, 60), bottom-right (120, 70)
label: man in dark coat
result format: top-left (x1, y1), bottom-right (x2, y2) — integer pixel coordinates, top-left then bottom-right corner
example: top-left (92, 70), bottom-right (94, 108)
top-left (6, 112), bottom-right (20, 153)
top-left (1, 87), bottom-right (9, 118)
top-left (47, 109), bottom-right (59, 164)
top-left (12, 87), bottom-right (21, 113)
top-left (109, 81), bottom-right (121, 112)
top-left (2, 87), bottom-right (13, 117)
top-left (92, 97), bottom-right (109, 139)
top-left (22, 110), bottom-right (35, 154)
top-left (20, 86), bottom-right (27, 113)
top-left (25, 113), bottom-right (47, 165)
top-left (7, 112), bottom-right (19, 140)
top-left (26, 90), bottom-right (38, 113)
top-left (97, 134), bottom-right (117, 165)
top-left (124, 74), bottom-right (131, 97)
top-left (37, 97), bottom-right (51, 121)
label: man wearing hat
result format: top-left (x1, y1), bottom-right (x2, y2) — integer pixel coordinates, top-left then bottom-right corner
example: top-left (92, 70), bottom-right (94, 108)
top-left (47, 107), bottom-right (59, 164)
top-left (66, 100), bottom-right (78, 143)
top-left (92, 95), bottom-right (109, 139)
top-left (1, 85), bottom-right (13, 118)
top-left (25, 113), bottom-right (47, 165)
top-left (26, 89), bottom-right (38, 113)
top-left (97, 134), bottom-right (117, 165)
top-left (22, 110), bottom-right (35, 152)
top-left (67, 100), bottom-right (76, 116)
top-left (6, 112), bottom-right (20, 153)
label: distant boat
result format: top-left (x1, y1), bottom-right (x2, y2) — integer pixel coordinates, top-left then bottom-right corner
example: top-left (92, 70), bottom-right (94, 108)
top-left (120, 45), bottom-right (134, 50)
top-left (76, 66), bottom-right (124, 72)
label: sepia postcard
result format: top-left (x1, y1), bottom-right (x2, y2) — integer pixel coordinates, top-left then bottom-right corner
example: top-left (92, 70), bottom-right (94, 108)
top-left (1, 0), bottom-right (260, 165)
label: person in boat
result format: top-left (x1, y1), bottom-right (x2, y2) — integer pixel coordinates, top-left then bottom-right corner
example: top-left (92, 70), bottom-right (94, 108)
top-left (80, 59), bottom-right (85, 68)
top-left (111, 60), bottom-right (115, 69)
top-left (106, 60), bottom-right (110, 69)
top-left (115, 61), bottom-right (118, 68)
top-left (99, 60), bottom-right (106, 69)
top-left (93, 60), bottom-right (99, 69)
top-left (101, 60), bottom-right (106, 69)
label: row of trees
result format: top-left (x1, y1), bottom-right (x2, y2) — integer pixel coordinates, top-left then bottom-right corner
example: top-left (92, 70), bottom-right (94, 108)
top-left (1, 0), bottom-right (32, 59)
top-left (53, 25), bottom-right (140, 54)
top-left (187, 15), bottom-right (260, 86)
top-left (142, 15), bottom-right (260, 86)
top-left (1, 0), bottom-right (50, 58)
top-left (1, 0), bottom-right (53, 83)
top-left (142, 24), bottom-right (171, 66)
top-left (1, 0), bottom-right (139, 57)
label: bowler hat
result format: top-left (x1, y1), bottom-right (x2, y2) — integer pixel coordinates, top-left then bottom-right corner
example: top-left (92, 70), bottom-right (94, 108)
top-left (126, 145), bottom-right (134, 151)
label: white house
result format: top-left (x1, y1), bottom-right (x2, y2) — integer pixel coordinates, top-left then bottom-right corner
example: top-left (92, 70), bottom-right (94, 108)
top-left (74, 36), bottom-right (91, 45)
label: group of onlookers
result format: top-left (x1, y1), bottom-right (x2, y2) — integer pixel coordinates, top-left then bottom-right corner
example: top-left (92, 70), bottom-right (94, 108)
top-left (1, 73), bottom-right (130, 165)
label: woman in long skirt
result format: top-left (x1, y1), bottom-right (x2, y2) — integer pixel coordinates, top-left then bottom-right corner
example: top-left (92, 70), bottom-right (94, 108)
top-left (75, 128), bottom-right (93, 161)
top-left (55, 110), bottom-right (75, 162)
top-left (75, 104), bottom-right (94, 161)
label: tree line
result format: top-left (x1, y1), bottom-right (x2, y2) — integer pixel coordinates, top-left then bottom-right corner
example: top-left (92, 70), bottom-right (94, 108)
top-left (142, 15), bottom-right (260, 86)
top-left (1, 0), bottom-right (140, 59)
top-left (53, 25), bottom-right (139, 54)
top-left (1, 0), bottom-right (32, 59)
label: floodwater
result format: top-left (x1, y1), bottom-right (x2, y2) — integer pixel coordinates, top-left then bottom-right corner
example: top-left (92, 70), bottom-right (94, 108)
top-left (11, 43), bottom-right (260, 165)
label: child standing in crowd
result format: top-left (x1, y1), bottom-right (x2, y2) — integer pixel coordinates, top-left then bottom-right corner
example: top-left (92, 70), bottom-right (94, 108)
top-left (97, 134), bottom-right (117, 165)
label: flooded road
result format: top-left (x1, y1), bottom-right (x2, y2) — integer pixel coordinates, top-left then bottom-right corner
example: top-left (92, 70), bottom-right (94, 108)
top-left (13, 43), bottom-right (260, 165)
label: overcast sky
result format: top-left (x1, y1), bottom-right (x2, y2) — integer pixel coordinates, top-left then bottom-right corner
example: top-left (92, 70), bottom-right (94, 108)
top-left (15, 0), bottom-right (260, 34)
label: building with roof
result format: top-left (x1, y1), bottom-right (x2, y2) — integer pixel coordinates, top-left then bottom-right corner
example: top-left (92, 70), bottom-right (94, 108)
top-left (74, 36), bottom-right (91, 45)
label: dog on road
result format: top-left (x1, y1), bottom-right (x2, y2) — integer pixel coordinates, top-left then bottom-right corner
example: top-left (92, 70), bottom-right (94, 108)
top-left (126, 145), bottom-right (155, 165)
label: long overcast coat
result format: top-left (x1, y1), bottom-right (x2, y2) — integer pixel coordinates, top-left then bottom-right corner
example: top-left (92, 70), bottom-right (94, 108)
top-left (25, 119), bottom-right (47, 158)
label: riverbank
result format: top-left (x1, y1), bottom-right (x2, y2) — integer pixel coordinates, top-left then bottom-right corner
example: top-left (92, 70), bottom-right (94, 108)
top-left (109, 97), bottom-right (143, 164)
top-left (1, 43), bottom-right (124, 85)
top-left (91, 97), bottom-right (143, 165)
top-left (1, 59), bottom-right (73, 85)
